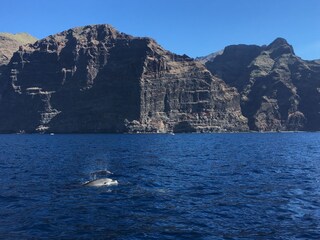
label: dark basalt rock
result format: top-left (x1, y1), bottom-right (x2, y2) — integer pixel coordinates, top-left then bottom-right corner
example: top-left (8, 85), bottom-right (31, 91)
top-left (204, 38), bottom-right (320, 131)
top-left (0, 24), bottom-right (248, 133)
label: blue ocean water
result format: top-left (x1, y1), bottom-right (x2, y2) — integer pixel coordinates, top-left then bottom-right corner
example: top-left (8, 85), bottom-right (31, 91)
top-left (0, 133), bottom-right (320, 239)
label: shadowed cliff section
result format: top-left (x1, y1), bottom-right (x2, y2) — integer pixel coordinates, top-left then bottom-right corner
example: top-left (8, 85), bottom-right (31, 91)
top-left (0, 24), bottom-right (248, 133)
top-left (204, 38), bottom-right (320, 131)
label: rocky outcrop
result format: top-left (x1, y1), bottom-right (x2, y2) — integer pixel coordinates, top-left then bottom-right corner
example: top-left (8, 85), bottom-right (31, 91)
top-left (195, 50), bottom-right (223, 64)
top-left (0, 33), bottom-right (37, 85)
top-left (0, 24), bottom-right (248, 133)
top-left (204, 38), bottom-right (320, 131)
top-left (0, 33), bottom-right (37, 66)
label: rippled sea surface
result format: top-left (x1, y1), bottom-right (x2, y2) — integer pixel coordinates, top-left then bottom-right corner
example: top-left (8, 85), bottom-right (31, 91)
top-left (1, 133), bottom-right (320, 239)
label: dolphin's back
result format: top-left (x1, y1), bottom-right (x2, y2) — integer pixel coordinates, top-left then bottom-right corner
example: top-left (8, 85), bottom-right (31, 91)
top-left (83, 178), bottom-right (118, 187)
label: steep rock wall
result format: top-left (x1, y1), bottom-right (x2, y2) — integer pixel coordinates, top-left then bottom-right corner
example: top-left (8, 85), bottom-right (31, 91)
top-left (0, 25), bottom-right (248, 133)
top-left (205, 38), bottom-right (320, 131)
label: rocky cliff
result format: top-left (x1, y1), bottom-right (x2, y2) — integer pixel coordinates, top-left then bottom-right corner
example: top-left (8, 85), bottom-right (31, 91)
top-left (0, 24), bottom-right (248, 133)
top-left (0, 33), bottom-right (37, 78)
top-left (0, 33), bottom-right (37, 66)
top-left (204, 38), bottom-right (320, 131)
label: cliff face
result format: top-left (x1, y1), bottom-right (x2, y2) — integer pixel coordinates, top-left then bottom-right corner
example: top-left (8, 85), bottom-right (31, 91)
top-left (205, 38), bottom-right (320, 131)
top-left (135, 40), bottom-right (247, 133)
top-left (0, 24), bottom-right (248, 133)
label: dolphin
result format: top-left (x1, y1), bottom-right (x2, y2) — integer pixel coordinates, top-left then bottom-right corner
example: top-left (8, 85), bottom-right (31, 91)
top-left (83, 178), bottom-right (118, 187)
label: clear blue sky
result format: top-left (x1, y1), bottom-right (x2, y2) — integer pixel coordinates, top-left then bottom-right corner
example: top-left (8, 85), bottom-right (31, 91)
top-left (1, 0), bottom-right (320, 59)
